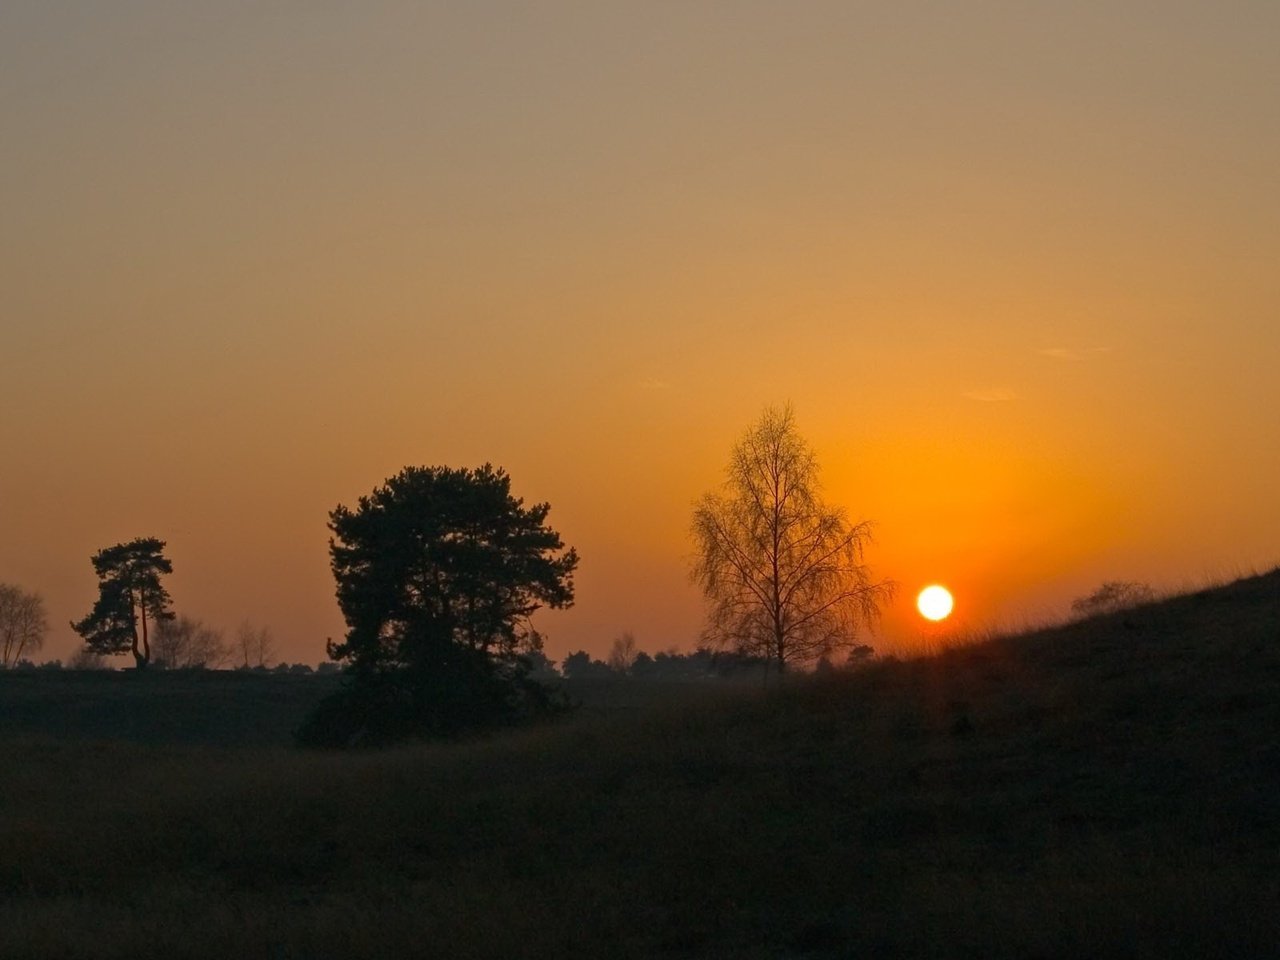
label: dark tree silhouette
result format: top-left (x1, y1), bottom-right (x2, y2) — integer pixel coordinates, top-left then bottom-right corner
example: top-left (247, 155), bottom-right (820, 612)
top-left (521, 645), bottom-right (561, 680)
top-left (299, 464), bottom-right (579, 746)
top-left (561, 650), bottom-right (613, 679)
top-left (630, 650), bottom-right (655, 677)
top-left (692, 405), bottom-right (893, 675)
top-left (71, 538), bottom-right (174, 669)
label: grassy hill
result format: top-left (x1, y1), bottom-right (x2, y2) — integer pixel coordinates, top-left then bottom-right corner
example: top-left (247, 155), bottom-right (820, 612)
top-left (1, 570), bottom-right (1277, 958)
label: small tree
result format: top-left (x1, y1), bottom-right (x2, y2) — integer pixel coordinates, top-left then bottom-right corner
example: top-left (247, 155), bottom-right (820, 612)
top-left (71, 538), bottom-right (174, 669)
top-left (692, 405), bottom-right (893, 675)
top-left (607, 631), bottom-right (639, 674)
top-left (299, 464), bottom-right (579, 746)
top-left (0, 583), bottom-right (47, 668)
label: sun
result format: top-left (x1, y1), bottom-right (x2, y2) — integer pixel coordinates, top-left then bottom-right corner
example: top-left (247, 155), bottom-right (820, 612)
top-left (916, 585), bottom-right (954, 622)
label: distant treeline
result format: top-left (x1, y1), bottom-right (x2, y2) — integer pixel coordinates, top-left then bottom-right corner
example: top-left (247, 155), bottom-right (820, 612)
top-left (10, 643), bottom-right (867, 681)
top-left (3, 657), bottom-right (340, 676)
top-left (537, 637), bottom-right (876, 682)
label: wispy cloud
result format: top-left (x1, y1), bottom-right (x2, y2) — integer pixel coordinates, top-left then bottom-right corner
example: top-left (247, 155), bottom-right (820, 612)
top-left (1038, 346), bottom-right (1112, 360)
top-left (639, 377), bottom-right (673, 391)
top-left (963, 388), bottom-right (1018, 402)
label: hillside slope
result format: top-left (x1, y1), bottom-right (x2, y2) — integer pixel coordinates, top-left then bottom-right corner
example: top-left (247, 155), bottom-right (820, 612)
top-left (1, 570), bottom-right (1277, 958)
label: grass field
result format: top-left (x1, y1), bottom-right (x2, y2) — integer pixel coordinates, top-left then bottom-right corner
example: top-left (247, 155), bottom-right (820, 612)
top-left (2, 570), bottom-right (1278, 958)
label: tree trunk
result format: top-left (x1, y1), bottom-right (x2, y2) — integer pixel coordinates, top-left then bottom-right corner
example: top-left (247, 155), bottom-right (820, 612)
top-left (132, 592), bottom-right (151, 670)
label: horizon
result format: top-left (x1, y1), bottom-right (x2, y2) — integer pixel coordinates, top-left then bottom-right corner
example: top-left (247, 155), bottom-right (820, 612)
top-left (4, 3), bottom-right (1278, 667)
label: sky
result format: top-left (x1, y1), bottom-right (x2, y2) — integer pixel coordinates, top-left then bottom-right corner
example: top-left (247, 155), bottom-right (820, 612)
top-left (3, 2), bottom-right (1278, 666)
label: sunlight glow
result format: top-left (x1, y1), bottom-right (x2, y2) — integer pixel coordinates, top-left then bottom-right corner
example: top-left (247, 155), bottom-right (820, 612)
top-left (916, 585), bottom-right (955, 622)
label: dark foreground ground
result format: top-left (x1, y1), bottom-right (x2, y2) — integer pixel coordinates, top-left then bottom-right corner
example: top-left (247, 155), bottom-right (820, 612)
top-left (1, 571), bottom-right (1278, 958)
top-left (0, 669), bottom-right (340, 747)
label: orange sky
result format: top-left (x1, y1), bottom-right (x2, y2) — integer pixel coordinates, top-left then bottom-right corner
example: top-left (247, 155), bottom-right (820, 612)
top-left (3, 3), bottom-right (1278, 665)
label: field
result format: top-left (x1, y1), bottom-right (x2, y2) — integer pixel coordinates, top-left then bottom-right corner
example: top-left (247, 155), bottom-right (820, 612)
top-left (2, 571), bottom-right (1278, 958)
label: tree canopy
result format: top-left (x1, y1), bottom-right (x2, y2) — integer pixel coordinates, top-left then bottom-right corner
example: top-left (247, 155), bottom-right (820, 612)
top-left (691, 405), bottom-right (893, 674)
top-left (300, 464), bottom-right (578, 746)
top-left (71, 537), bottom-right (174, 669)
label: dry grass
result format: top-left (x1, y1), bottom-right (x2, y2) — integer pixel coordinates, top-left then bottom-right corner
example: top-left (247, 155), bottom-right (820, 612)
top-left (1, 569), bottom-right (1278, 957)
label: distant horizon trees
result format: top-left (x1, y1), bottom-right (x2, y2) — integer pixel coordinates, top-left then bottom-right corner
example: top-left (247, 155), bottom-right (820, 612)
top-left (0, 583), bottom-right (47, 668)
top-left (71, 538), bottom-right (175, 669)
top-left (152, 616), bottom-right (231, 671)
top-left (560, 642), bottom-right (781, 681)
top-left (3, 655), bottom-right (340, 674)
top-left (298, 464), bottom-right (579, 747)
top-left (691, 405), bottom-right (894, 676)
top-left (235, 621), bottom-right (276, 669)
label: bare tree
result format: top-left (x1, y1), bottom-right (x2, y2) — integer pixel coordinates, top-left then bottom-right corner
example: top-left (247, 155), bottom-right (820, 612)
top-left (691, 405), bottom-right (894, 675)
top-left (152, 616), bottom-right (230, 670)
top-left (235, 621), bottom-right (276, 669)
top-left (607, 631), bottom-right (639, 674)
top-left (0, 583), bottom-right (47, 668)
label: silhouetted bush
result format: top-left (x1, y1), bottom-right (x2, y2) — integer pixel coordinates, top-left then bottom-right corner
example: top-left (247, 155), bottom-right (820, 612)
top-left (561, 650), bottom-right (614, 679)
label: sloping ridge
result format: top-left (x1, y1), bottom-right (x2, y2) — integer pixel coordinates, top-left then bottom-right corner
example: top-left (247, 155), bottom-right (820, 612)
top-left (653, 567), bottom-right (1280, 956)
